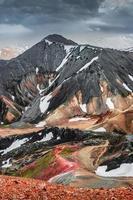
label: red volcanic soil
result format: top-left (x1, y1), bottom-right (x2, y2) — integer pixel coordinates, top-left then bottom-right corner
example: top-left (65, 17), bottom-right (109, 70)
top-left (20, 145), bottom-right (79, 180)
top-left (0, 176), bottom-right (132, 200)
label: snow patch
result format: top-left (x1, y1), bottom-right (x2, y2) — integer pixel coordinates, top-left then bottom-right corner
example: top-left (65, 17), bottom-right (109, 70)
top-left (35, 121), bottom-right (46, 128)
top-left (69, 117), bottom-right (89, 122)
top-left (2, 158), bottom-right (12, 168)
top-left (39, 93), bottom-right (52, 113)
top-left (38, 132), bottom-right (53, 143)
top-left (78, 56), bottom-right (98, 72)
top-left (80, 46), bottom-right (85, 52)
top-left (128, 74), bottom-right (133, 81)
top-left (87, 46), bottom-right (95, 50)
top-left (45, 39), bottom-right (52, 45)
top-left (48, 79), bottom-right (52, 87)
top-left (1, 138), bottom-right (29, 155)
top-left (93, 127), bottom-right (106, 132)
top-left (64, 45), bottom-right (75, 54)
top-left (24, 106), bottom-right (29, 111)
top-left (123, 83), bottom-right (132, 92)
top-left (76, 56), bottom-right (80, 59)
top-left (11, 95), bottom-right (15, 101)
top-left (80, 104), bottom-right (87, 113)
top-left (96, 163), bottom-right (133, 177)
top-left (36, 67), bottom-right (39, 74)
top-left (106, 98), bottom-right (114, 109)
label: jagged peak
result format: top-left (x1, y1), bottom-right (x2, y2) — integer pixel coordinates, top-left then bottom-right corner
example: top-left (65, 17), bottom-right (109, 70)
top-left (42, 34), bottom-right (78, 45)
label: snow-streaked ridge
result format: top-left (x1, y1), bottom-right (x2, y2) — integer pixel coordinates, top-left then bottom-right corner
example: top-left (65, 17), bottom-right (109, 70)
top-left (78, 56), bottom-right (99, 72)
top-left (56, 46), bottom-right (73, 72)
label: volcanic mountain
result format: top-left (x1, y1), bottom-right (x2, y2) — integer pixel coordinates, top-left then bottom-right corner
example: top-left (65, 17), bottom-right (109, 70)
top-left (0, 34), bottom-right (132, 133)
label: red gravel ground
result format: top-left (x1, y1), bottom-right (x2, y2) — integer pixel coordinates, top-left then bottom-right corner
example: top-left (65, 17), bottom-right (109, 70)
top-left (0, 176), bottom-right (132, 200)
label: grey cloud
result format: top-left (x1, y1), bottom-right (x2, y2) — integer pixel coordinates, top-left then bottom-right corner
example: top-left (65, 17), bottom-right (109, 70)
top-left (0, 0), bottom-right (104, 25)
top-left (97, 0), bottom-right (133, 33)
top-left (0, 0), bottom-right (132, 34)
top-left (0, 0), bottom-right (133, 49)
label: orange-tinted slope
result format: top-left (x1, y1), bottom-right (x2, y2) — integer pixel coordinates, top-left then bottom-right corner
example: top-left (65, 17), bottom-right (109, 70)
top-left (0, 176), bottom-right (132, 200)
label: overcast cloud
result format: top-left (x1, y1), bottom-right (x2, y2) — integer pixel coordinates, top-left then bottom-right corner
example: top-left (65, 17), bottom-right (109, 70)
top-left (0, 0), bottom-right (133, 49)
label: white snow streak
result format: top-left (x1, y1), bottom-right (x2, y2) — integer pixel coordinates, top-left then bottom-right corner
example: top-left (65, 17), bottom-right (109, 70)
top-left (37, 84), bottom-right (44, 94)
top-left (123, 83), bottom-right (132, 92)
top-left (78, 56), bottom-right (98, 72)
top-left (56, 55), bottom-right (69, 72)
top-left (1, 138), bottom-right (29, 155)
top-left (80, 104), bottom-right (87, 113)
top-left (39, 93), bottom-right (52, 113)
top-left (56, 45), bottom-right (75, 72)
top-left (69, 117), bottom-right (89, 122)
top-left (128, 74), bottom-right (133, 81)
top-left (76, 56), bottom-right (80, 59)
top-left (106, 98), bottom-right (114, 109)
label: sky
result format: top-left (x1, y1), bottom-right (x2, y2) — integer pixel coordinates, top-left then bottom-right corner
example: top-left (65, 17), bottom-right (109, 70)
top-left (0, 0), bottom-right (133, 49)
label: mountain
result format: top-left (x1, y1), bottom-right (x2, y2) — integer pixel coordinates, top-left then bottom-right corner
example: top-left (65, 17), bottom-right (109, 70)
top-left (0, 34), bottom-right (132, 134)
top-left (43, 34), bottom-right (78, 45)
top-left (0, 47), bottom-right (17, 60)
top-left (0, 47), bottom-right (28, 60)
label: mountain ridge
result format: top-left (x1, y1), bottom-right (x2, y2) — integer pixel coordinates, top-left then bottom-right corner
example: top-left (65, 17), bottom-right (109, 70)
top-left (0, 34), bottom-right (132, 134)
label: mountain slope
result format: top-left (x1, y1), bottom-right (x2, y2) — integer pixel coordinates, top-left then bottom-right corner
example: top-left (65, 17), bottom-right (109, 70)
top-left (0, 34), bottom-right (132, 133)
top-left (20, 45), bottom-right (133, 133)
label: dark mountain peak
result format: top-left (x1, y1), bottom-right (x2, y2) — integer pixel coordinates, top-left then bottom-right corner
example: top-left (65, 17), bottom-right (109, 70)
top-left (43, 34), bottom-right (78, 45)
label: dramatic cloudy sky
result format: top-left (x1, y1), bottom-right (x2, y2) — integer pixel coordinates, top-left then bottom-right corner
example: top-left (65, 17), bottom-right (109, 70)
top-left (0, 0), bottom-right (133, 49)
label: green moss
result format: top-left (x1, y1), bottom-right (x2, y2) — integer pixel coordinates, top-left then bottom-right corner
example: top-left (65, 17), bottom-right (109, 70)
top-left (1, 124), bottom-right (10, 128)
top-left (19, 151), bottom-right (54, 178)
top-left (60, 147), bottom-right (74, 157)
